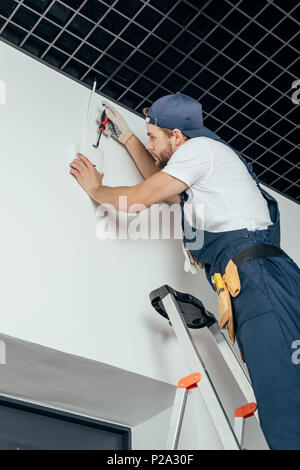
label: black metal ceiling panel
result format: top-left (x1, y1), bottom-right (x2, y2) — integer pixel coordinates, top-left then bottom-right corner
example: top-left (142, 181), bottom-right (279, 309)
top-left (0, 0), bottom-right (299, 203)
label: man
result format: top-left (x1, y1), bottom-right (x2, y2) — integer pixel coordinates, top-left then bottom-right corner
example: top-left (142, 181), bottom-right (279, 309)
top-left (70, 92), bottom-right (300, 450)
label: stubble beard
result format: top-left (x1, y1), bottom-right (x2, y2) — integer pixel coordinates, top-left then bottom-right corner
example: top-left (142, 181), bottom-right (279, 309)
top-left (156, 141), bottom-right (173, 169)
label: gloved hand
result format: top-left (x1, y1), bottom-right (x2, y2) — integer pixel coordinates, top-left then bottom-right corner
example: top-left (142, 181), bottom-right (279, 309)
top-left (100, 101), bottom-right (133, 145)
top-left (182, 241), bottom-right (204, 274)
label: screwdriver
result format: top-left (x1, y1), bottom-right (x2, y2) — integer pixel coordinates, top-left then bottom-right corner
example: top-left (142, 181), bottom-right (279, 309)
top-left (93, 109), bottom-right (109, 148)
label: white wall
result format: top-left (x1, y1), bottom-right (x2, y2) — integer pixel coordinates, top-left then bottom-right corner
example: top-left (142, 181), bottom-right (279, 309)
top-left (0, 40), bottom-right (205, 385)
top-left (268, 188), bottom-right (300, 265)
top-left (0, 41), bottom-right (299, 450)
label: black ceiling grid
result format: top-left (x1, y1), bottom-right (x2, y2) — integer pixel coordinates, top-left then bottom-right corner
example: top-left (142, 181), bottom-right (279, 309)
top-left (0, 0), bottom-right (299, 204)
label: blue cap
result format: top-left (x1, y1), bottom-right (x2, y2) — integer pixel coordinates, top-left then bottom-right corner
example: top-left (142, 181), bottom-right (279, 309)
top-left (146, 92), bottom-right (217, 139)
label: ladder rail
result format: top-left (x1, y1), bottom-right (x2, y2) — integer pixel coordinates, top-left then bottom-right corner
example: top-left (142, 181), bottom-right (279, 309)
top-left (162, 293), bottom-right (241, 450)
top-left (208, 322), bottom-right (259, 422)
top-left (165, 388), bottom-right (188, 450)
top-left (234, 416), bottom-right (245, 447)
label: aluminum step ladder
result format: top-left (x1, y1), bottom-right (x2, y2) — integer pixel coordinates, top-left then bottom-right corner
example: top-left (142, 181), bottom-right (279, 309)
top-left (149, 285), bottom-right (258, 450)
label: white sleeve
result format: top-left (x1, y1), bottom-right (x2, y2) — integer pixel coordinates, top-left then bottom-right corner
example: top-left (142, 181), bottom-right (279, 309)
top-left (161, 140), bottom-right (212, 187)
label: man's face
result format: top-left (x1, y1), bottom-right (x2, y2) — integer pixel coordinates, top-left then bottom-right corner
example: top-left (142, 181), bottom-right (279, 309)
top-left (145, 123), bottom-right (174, 169)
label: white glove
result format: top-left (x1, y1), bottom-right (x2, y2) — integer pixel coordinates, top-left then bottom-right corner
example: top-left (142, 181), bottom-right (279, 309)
top-left (182, 241), bottom-right (204, 274)
top-left (100, 101), bottom-right (133, 145)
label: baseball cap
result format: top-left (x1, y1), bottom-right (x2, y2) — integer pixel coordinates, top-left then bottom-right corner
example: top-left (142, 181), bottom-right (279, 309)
top-left (145, 92), bottom-right (217, 139)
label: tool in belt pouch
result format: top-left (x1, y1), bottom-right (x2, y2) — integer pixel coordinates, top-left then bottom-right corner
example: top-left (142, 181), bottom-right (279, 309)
top-left (213, 260), bottom-right (241, 344)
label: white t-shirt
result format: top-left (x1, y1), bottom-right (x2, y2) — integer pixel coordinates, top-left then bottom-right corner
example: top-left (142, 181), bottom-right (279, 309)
top-left (162, 137), bottom-right (272, 233)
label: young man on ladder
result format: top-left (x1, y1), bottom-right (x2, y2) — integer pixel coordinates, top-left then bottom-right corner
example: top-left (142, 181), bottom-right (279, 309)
top-left (69, 92), bottom-right (300, 450)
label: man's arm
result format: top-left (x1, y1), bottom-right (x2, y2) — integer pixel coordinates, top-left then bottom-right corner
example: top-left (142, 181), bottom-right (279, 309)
top-left (90, 170), bottom-right (187, 212)
top-left (125, 135), bottom-right (180, 204)
top-left (102, 102), bottom-right (158, 180)
top-left (101, 102), bottom-right (179, 203)
top-left (125, 134), bottom-right (159, 179)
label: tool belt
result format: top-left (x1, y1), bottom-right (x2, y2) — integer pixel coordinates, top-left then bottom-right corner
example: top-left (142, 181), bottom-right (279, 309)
top-left (213, 245), bottom-right (287, 346)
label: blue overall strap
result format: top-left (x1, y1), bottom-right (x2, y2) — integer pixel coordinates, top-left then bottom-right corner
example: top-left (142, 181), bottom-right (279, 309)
top-left (179, 190), bottom-right (189, 233)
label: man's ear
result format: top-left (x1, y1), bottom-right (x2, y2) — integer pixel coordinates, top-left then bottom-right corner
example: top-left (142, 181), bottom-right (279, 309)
top-left (173, 128), bottom-right (185, 145)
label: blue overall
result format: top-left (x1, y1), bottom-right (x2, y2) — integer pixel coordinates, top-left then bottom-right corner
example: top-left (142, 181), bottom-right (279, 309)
top-left (180, 131), bottom-right (300, 450)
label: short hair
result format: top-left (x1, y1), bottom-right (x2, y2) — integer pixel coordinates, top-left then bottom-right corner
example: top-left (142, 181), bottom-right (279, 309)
top-left (143, 107), bottom-right (190, 141)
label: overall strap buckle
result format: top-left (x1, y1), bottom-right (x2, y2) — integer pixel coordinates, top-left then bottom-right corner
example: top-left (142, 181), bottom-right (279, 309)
top-left (179, 190), bottom-right (188, 205)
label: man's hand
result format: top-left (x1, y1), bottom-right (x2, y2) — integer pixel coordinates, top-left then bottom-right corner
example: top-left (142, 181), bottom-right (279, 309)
top-left (101, 101), bottom-right (133, 145)
top-left (69, 153), bottom-right (104, 196)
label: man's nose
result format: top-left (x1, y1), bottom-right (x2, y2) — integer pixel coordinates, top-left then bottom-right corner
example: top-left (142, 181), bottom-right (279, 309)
top-left (146, 140), bottom-right (152, 151)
